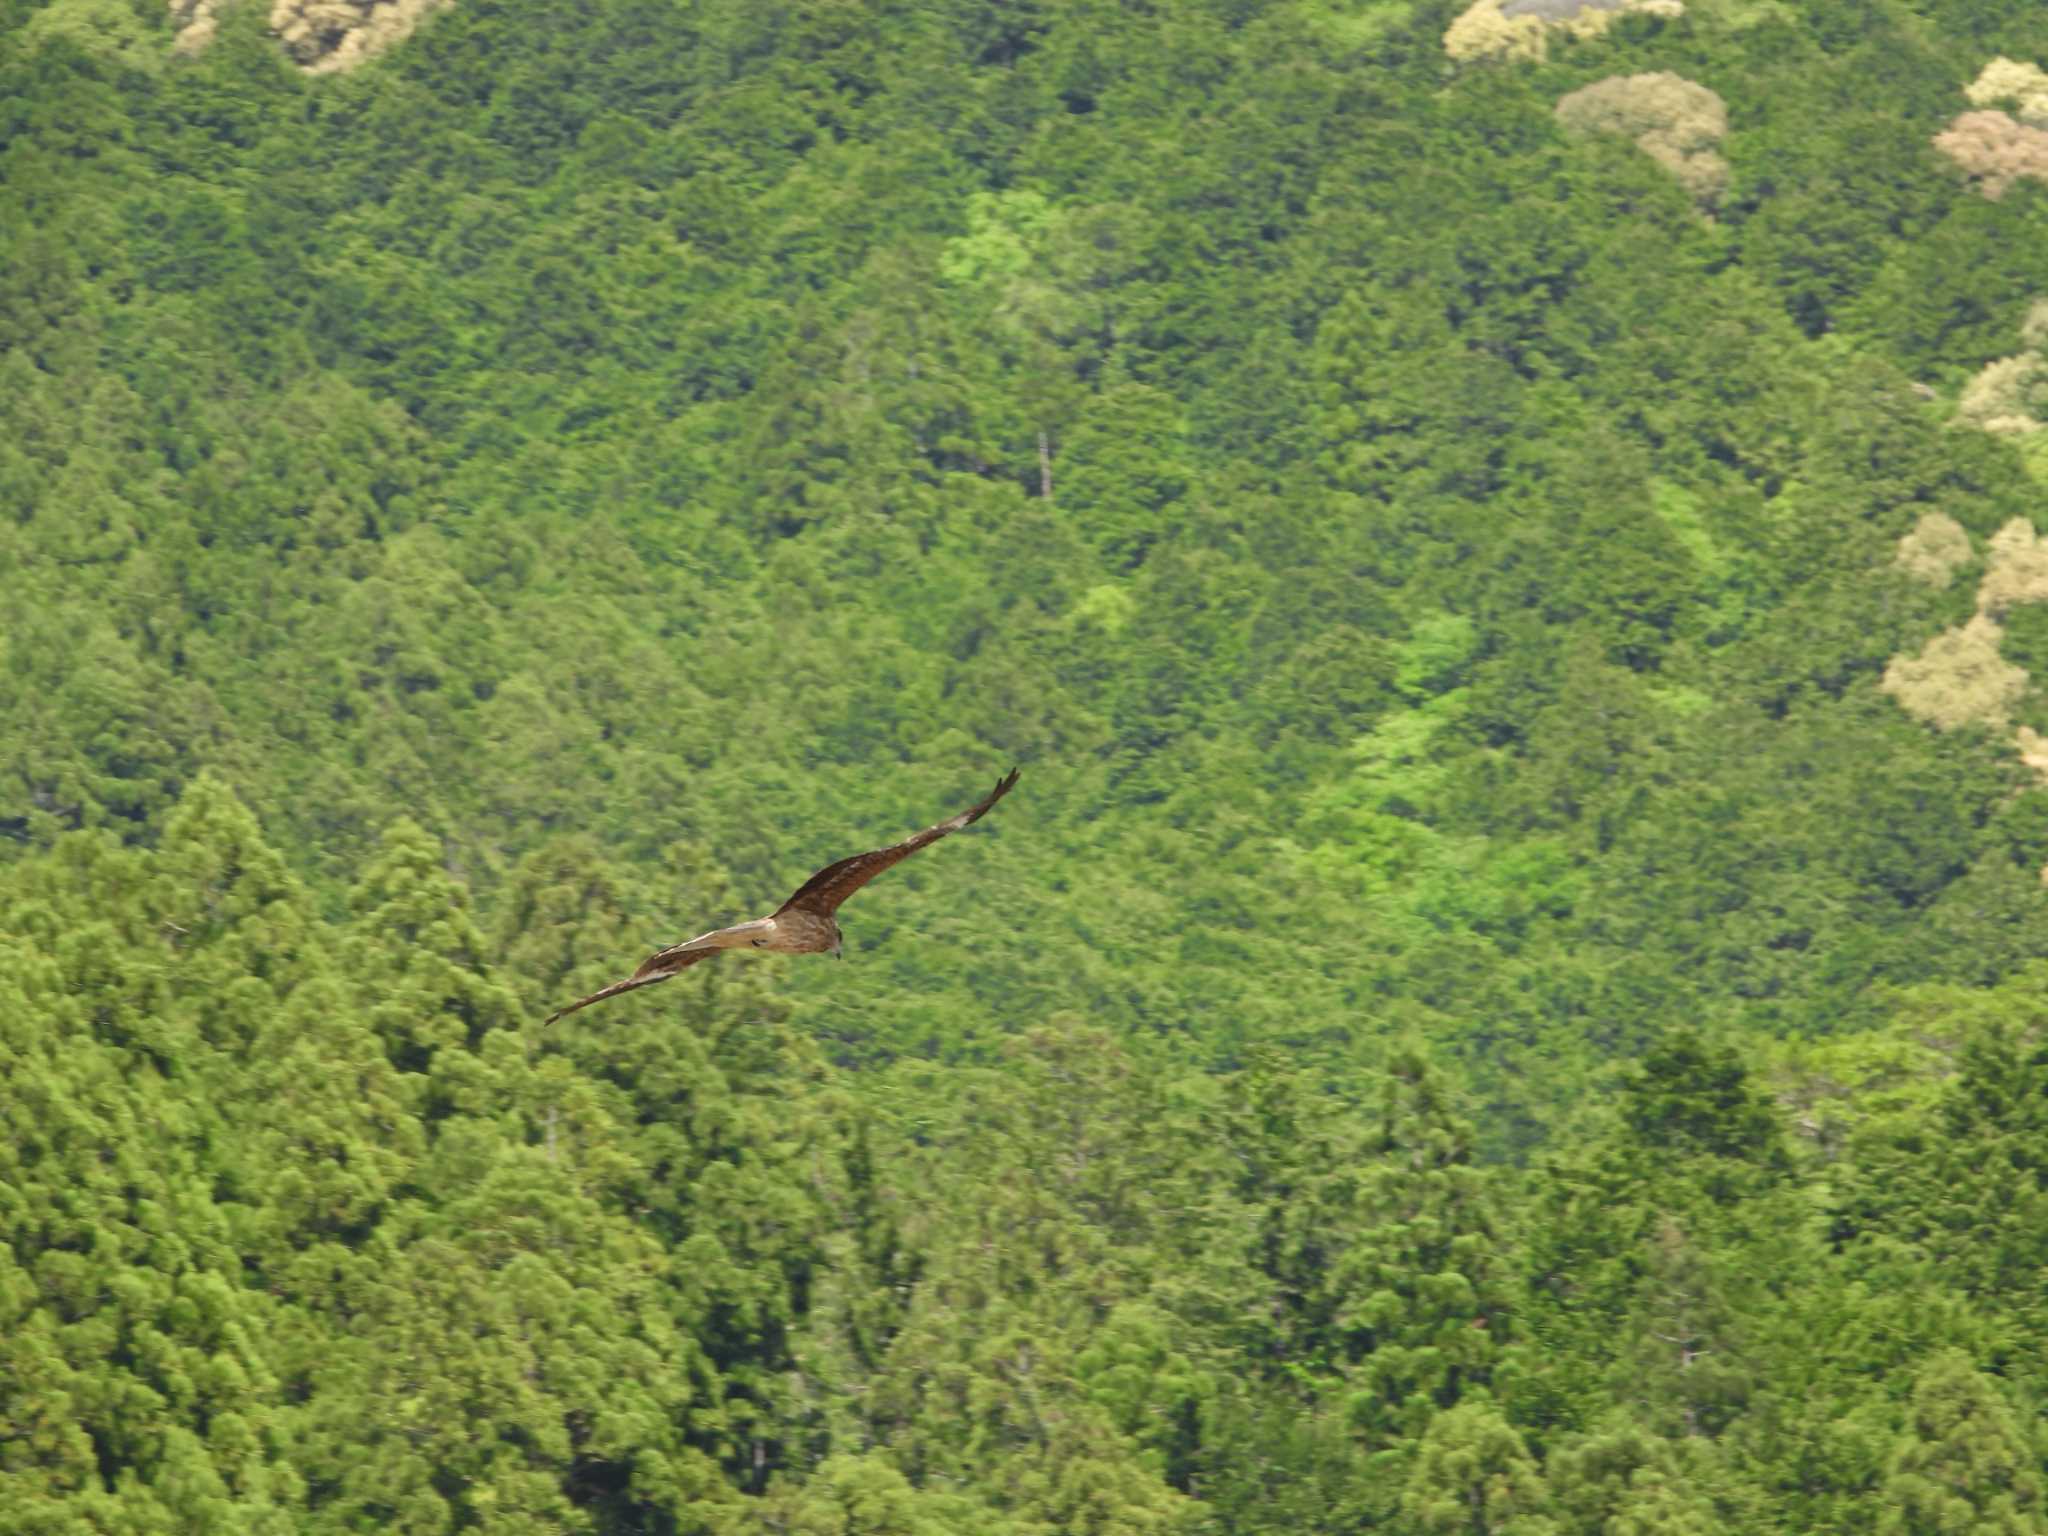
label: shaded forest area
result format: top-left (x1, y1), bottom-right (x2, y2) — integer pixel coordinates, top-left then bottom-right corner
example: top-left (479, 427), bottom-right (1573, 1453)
top-left (10, 0), bottom-right (2048, 1528)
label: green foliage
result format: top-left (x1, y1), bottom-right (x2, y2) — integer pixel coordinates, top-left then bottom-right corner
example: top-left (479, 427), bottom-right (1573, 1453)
top-left (1621, 1036), bottom-right (1786, 1169)
top-left (11, 0), bottom-right (2048, 1528)
top-left (1399, 1400), bottom-right (1556, 1536)
top-left (1880, 1350), bottom-right (2048, 1536)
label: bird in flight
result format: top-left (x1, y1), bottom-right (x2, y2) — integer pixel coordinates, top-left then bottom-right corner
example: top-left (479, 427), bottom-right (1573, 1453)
top-left (545, 768), bottom-right (1019, 1024)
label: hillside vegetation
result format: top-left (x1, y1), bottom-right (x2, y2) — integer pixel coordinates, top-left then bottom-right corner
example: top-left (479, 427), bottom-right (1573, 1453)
top-left (9, 0), bottom-right (2048, 1529)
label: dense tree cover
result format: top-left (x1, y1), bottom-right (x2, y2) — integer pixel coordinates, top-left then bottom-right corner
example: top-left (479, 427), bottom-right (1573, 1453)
top-left (10, 0), bottom-right (2048, 1526)
top-left (13, 781), bottom-right (2048, 1530)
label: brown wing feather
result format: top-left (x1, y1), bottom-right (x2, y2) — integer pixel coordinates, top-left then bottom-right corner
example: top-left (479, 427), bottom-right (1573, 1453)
top-left (777, 767), bottom-right (1019, 919)
top-left (544, 946), bottom-right (716, 1025)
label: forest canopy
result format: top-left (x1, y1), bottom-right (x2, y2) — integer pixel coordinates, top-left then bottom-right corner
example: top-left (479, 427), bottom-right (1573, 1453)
top-left (9, 0), bottom-right (2048, 1529)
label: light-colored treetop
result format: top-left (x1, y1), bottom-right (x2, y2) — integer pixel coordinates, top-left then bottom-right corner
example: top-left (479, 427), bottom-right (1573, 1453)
top-left (1894, 512), bottom-right (1974, 589)
top-left (1556, 72), bottom-right (1731, 208)
top-left (1953, 300), bottom-right (2048, 439)
top-left (171, 0), bottom-right (453, 72)
top-left (1883, 516), bottom-right (2048, 781)
top-left (1445, 0), bottom-right (1682, 64)
top-left (1957, 352), bottom-right (2048, 435)
top-left (1881, 613), bottom-right (2027, 732)
top-left (1932, 109), bottom-right (2048, 200)
top-left (1966, 57), bottom-right (2048, 126)
top-left (1978, 517), bottom-right (2048, 616)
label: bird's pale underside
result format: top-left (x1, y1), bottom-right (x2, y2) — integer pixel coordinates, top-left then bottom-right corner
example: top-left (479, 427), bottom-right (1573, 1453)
top-left (544, 768), bottom-right (1020, 1024)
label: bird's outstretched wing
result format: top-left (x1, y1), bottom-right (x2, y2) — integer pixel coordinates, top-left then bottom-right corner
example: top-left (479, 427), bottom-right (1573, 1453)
top-left (776, 768), bottom-right (1019, 920)
top-left (544, 919), bottom-right (773, 1024)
